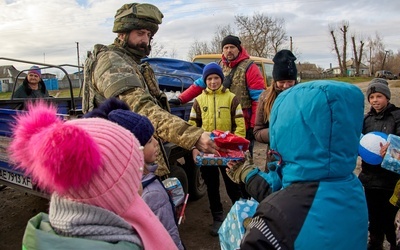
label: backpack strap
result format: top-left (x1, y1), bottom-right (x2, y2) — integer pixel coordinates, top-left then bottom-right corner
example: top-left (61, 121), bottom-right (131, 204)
top-left (140, 62), bottom-right (171, 113)
top-left (222, 59), bottom-right (254, 89)
top-left (83, 44), bottom-right (109, 113)
top-left (242, 59), bottom-right (254, 71)
top-left (241, 59), bottom-right (254, 83)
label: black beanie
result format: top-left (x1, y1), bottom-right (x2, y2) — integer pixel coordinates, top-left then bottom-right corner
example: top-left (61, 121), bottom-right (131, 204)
top-left (272, 50), bottom-right (297, 81)
top-left (221, 35), bottom-right (242, 51)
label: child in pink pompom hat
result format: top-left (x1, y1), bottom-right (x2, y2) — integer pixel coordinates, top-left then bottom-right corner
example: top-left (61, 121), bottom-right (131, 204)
top-left (9, 101), bottom-right (177, 250)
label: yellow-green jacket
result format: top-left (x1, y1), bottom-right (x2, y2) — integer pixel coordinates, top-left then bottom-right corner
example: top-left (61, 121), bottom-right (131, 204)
top-left (189, 86), bottom-right (245, 137)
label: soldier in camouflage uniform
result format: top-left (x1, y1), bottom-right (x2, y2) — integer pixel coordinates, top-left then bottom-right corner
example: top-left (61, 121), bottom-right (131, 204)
top-left (82, 3), bottom-right (217, 177)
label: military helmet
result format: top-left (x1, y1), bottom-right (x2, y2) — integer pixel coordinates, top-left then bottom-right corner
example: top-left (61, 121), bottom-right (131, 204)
top-left (113, 3), bottom-right (163, 35)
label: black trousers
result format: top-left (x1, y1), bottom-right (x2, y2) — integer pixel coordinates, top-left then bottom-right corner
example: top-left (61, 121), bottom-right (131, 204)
top-left (200, 165), bottom-right (242, 218)
top-left (365, 188), bottom-right (398, 246)
top-left (246, 129), bottom-right (255, 157)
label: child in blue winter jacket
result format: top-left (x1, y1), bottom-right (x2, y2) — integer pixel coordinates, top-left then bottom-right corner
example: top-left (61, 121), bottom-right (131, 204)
top-left (227, 80), bottom-right (368, 249)
top-left (84, 98), bottom-right (184, 250)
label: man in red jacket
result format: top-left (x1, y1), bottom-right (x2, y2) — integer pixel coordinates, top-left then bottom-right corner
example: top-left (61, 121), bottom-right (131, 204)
top-left (169, 35), bottom-right (265, 157)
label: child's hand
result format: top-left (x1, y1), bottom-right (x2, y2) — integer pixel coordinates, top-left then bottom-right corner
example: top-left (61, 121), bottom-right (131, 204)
top-left (192, 148), bottom-right (201, 164)
top-left (380, 142), bottom-right (390, 158)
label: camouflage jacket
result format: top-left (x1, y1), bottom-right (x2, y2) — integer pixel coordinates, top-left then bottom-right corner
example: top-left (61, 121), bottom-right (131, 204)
top-left (83, 44), bottom-right (203, 176)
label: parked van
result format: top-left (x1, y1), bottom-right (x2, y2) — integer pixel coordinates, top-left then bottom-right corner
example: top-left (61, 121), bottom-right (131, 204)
top-left (192, 54), bottom-right (274, 87)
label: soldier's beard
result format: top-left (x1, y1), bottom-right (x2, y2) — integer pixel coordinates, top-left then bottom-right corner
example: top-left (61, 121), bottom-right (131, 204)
top-left (128, 42), bottom-right (151, 56)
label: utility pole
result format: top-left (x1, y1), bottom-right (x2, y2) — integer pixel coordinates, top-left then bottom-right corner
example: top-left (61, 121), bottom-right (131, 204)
top-left (76, 42), bottom-right (82, 87)
top-left (381, 50), bottom-right (389, 70)
top-left (290, 36), bottom-right (293, 51)
top-left (369, 46), bottom-right (372, 76)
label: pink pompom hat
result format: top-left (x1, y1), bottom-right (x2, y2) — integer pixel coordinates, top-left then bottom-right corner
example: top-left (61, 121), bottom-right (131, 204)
top-left (9, 101), bottom-right (177, 250)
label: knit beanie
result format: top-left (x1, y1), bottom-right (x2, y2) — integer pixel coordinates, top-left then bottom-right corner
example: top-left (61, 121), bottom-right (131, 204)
top-left (272, 50), bottom-right (297, 81)
top-left (366, 78), bottom-right (391, 100)
top-left (203, 62), bottom-right (224, 82)
top-left (109, 110), bottom-right (154, 146)
top-left (8, 101), bottom-right (176, 250)
top-left (28, 65), bottom-right (41, 78)
top-left (221, 35), bottom-right (242, 51)
top-left (84, 98), bottom-right (154, 146)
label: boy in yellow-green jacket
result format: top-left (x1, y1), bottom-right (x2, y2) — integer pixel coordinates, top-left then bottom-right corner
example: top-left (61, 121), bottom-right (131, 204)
top-left (189, 62), bottom-right (245, 236)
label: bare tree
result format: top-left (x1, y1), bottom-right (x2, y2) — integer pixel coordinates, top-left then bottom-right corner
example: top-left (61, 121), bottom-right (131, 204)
top-left (209, 25), bottom-right (236, 53)
top-left (149, 40), bottom-right (168, 57)
top-left (329, 21), bottom-right (349, 77)
top-left (329, 24), bottom-right (343, 76)
top-left (340, 22), bottom-right (349, 77)
top-left (187, 40), bottom-right (212, 61)
top-left (186, 25), bottom-right (236, 60)
top-left (367, 33), bottom-right (385, 74)
top-left (388, 50), bottom-right (400, 75)
top-left (169, 47), bottom-right (178, 59)
top-left (269, 18), bottom-right (287, 54)
top-left (351, 35), bottom-right (365, 76)
top-left (235, 13), bottom-right (287, 58)
top-left (186, 13), bottom-right (288, 59)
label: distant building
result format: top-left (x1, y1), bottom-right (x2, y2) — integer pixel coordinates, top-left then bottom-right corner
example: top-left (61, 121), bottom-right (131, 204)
top-left (42, 73), bottom-right (57, 80)
top-left (60, 70), bottom-right (83, 89)
top-left (296, 62), bottom-right (325, 79)
top-left (331, 58), bottom-right (370, 76)
top-left (0, 65), bottom-right (25, 92)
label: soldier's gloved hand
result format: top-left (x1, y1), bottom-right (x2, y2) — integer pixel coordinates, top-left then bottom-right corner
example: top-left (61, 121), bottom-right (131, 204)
top-left (168, 98), bottom-right (181, 105)
top-left (226, 151), bottom-right (255, 184)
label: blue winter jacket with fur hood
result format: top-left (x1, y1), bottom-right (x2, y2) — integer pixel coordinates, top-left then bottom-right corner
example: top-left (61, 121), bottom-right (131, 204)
top-left (241, 80), bottom-right (368, 250)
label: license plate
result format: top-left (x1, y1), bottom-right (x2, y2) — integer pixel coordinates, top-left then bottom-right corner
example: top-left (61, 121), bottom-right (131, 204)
top-left (0, 168), bottom-right (32, 189)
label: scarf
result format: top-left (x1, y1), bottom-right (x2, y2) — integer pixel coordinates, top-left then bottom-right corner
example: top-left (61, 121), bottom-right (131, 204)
top-left (49, 194), bottom-right (143, 246)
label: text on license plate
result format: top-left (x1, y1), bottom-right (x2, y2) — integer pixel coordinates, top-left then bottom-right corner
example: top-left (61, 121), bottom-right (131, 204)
top-left (0, 169), bottom-right (32, 189)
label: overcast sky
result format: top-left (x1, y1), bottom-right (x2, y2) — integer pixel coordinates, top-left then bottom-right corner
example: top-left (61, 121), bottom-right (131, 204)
top-left (1, 0), bottom-right (399, 76)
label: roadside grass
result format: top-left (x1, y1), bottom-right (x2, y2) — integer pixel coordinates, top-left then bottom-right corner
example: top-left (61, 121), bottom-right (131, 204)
top-left (302, 76), bottom-right (374, 84)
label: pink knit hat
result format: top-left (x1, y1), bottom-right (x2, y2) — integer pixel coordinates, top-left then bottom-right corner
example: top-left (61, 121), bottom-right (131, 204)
top-left (9, 101), bottom-right (177, 250)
